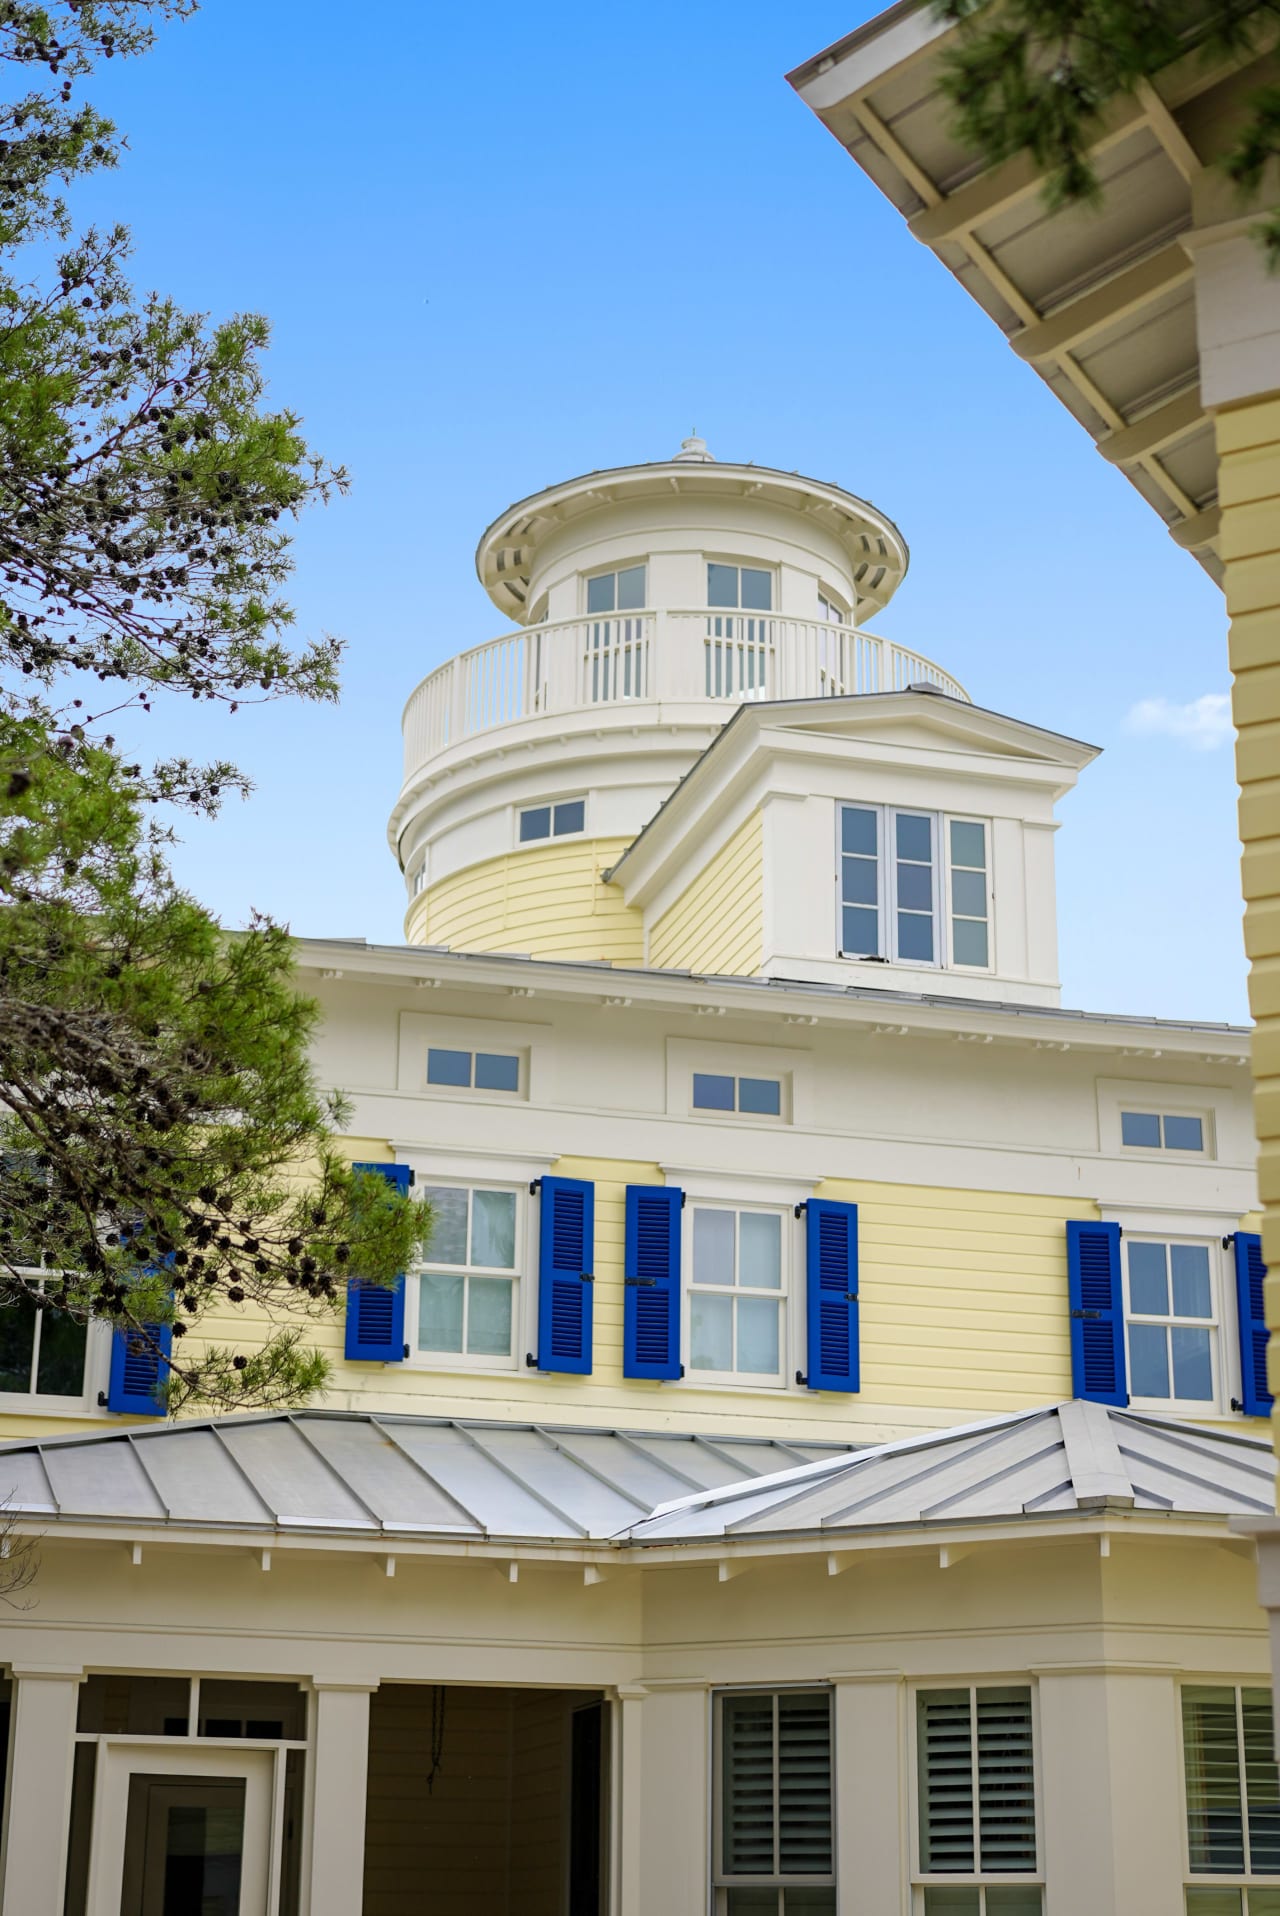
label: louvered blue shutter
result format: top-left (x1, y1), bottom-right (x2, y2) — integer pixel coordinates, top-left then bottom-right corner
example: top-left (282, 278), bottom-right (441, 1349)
top-left (1067, 1220), bottom-right (1127, 1406)
top-left (803, 1200), bottom-right (859, 1392)
top-left (535, 1177), bottom-right (594, 1374)
top-left (344, 1161), bottom-right (411, 1363)
top-left (106, 1319), bottom-right (173, 1415)
top-left (623, 1185), bottom-right (682, 1380)
top-left (1233, 1231), bottom-right (1272, 1417)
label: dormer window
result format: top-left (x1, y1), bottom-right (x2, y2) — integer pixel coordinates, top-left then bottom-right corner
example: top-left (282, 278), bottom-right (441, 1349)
top-left (586, 565), bottom-right (646, 614)
top-left (707, 563), bottom-right (772, 611)
top-left (839, 803), bottom-right (992, 970)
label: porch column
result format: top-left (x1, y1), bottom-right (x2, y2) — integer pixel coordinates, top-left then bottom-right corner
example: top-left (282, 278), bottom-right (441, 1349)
top-left (0, 1664), bottom-right (82, 1916)
top-left (833, 1673), bottom-right (907, 1916)
top-left (307, 1679), bottom-right (376, 1916)
top-left (611, 1683), bottom-right (647, 1916)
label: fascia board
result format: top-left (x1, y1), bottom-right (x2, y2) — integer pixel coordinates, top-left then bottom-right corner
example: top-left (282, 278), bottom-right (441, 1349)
top-left (786, 1), bottom-right (944, 110)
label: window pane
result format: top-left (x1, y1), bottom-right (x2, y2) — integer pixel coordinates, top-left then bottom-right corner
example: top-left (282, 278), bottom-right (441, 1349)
top-left (0, 1292), bottom-right (36, 1394)
top-left (739, 1078), bottom-right (781, 1118)
top-left (427, 1047), bottom-right (472, 1088)
top-left (842, 905), bottom-right (880, 955)
top-left (419, 1273), bottom-right (465, 1352)
top-left (777, 1691), bottom-right (832, 1875)
top-left (474, 1052), bottom-right (520, 1094)
top-left (693, 1209), bottom-right (735, 1286)
top-left (1248, 1896), bottom-right (1280, 1916)
top-left (691, 1292), bottom-right (733, 1370)
top-left (467, 1277), bottom-right (512, 1357)
top-left (35, 1303), bottom-right (88, 1397)
top-left (1184, 1894), bottom-right (1243, 1916)
top-left (782, 1894), bottom-right (836, 1915)
top-left (950, 820), bottom-right (986, 869)
top-left (1171, 1245), bottom-right (1212, 1319)
top-left (421, 1186), bottom-right (468, 1265)
top-left (741, 568), bottom-right (772, 611)
top-left (985, 1895), bottom-right (1044, 1915)
top-left (841, 806), bottom-right (877, 856)
top-left (740, 1212), bottom-right (782, 1289)
top-left (897, 913), bottom-right (935, 962)
top-left (1128, 1241), bottom-right (1169, 1316)
top-left (1171, 1326), bottom-right (1214, 1400)
top-left (1185, 1687), bottom-right (1246, 1873)
top-left (1244, 1688), bottom-right (1280, 1873)
top-left (952, 919), bottom-right (989, 968)
top-left (586, 573), bottom-right (615, 614)
top-left (842, 857), bottom-right (878, 906)
top-left (1164, 1115), bottom-right (1205, 1152)
top-left (693, 1073), bottom-right (735, 1112)
top-left (616, 565), bottom-right (646, 610)
top-left (918, 1690), bottom-right (975, 1873)
top-left (951, 870), bottom-right (988, 918)
top-left (922, 1894), bottom-right (981, 1915)
top-left (708, 563), bottom-right (739, 607)
top-left (1121, 1111), bottom-right (1161, 1148)
top-left (726, 1895), bottom-right (778, 1915)
top-left (519, 806), bottom-right (551, 842)
top-left (896, 813), bottom-right (932, 862)
top-left (737, 1297), bottom-right (780, 1375)
top-left (1128, 1323), bottom-right (1170, 1397)
top-left (723, 1694), bottom-right (776, 1874)
top-left (897, 862), bottom-right (934, 912)
top-left (472, 1190), bottom-right (517, 1269)
top-left (554, 799), bottom-right (586, 836)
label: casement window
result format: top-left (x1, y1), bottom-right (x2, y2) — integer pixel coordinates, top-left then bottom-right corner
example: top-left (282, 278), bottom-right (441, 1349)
top-left (915, 1686), bottom-right (1041, 1914)
top-left (426, 1047), bottom-right (521, 1094)
top-left (1183, 1684), bottom-right (1280, 1913)
top-left (1125, 1237), bottom-right (1218, 1407)
top-left (708, 562), bottom-right (773, 611)
top-left (519, 797), bottom-right (586, 843)
top-left (714, 1689), bottom-right (834, 1914)
top-left (415, 1184), bottom-right (521, 1365)
top-left (687, 1205), bottom-right (787, 1384)
top-left (692, 1072), bottom-right (783, 1118)
top-left (1121, 1109), bottom-right (1207, 1153)
top-left (839, 804), bottom-right (992, 970)
top-left (586, 564), bottom-right (646, 614)
top-left (818, 590), bottom-right (848, 625)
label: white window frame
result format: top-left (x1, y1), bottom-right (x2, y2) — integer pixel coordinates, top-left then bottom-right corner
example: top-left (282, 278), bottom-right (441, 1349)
top-left (705, 557), bottom-right (776, 612)
top-left (1120, 1107), bottom-right (1211, 1156)
top-left (397, 1014), bottom-right (547, 1104)
top-left (1180, 1679), bottom-right (1280, 1905)
top-left (944, 814), bottom-right (995, 973)
top-left (712, 1685), bottom-right (837, 1915)
top-left (409, 860), bottom-right (427, 898)
top-left (1096, 1080), bottom-right (1219, 1162)
top-left (909, 1678), bottom-right (1044, 1914)
top-left (425, 1045), bottom-right (524, 1097)
top-left (683, 1198), bottom-right (793, 1390)
top-left (0, 1271), bottom-right (110, 1418)
top-left (584, 562), bottom-right (647, 615)
top-left (689, 1070), bottom-right (789, 1123)
top-left (664, 1040), bottom-right (809, 1126)
top-left (516, 795), bottom-right (588, 845)
top-left (838, 803), bottom-right (963, 970)
top-left (1121, 1228), bottom-right (1226, 1417)
top-left (817, 587), bottom-right (849, 625)
top-left (405, 1177), bottom-right (529, 1375)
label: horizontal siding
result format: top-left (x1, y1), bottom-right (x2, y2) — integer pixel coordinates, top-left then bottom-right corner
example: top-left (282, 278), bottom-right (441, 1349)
top-left (649, 813), bottom-right (763, 975)
top-left (406, 838), bottom-right (643, 963)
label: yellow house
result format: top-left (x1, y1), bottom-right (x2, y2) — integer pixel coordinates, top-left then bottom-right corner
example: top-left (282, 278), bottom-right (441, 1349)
top-left (0, 444), bottom-right (1275, 1916)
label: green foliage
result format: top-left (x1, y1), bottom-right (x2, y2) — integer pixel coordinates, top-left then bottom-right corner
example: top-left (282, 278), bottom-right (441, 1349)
top-left (933, 1), bottom-right (1280, 266)
top-left (0, 3), bottom-right (430, 1410)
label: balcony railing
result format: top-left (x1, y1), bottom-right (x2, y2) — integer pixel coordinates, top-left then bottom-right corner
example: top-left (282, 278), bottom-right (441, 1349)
top-left (401, 608), bottom-right (969, 780)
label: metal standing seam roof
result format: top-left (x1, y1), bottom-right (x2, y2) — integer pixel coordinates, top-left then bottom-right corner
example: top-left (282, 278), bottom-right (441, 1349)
top-left (0, 1403), bottom-right (1269, 1550)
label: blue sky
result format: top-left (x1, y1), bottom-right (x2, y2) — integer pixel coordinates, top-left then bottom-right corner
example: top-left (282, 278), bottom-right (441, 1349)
top-left (70, 0), bottom-right (1241, 1022)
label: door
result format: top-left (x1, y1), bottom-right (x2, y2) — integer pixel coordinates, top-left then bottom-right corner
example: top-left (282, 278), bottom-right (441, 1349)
top-left (87, 1746), bottom-right (274, 1916)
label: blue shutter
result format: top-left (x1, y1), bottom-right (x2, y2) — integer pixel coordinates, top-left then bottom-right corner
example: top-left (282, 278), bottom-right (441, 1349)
top-left (535, 1177), bottom-right (595, 1374)
top-left (623, 1186), bottom-right (682, 1380)
top-left (1067, 1220), bottom-right (1127, 1406)
top-left (804, 1200), bottom-right (859, 1392)
top-left (106, 1319), bottom-right (173, 1416)
top-left (344, 1161), bottom-right (411, 1363)
top-left (1233, 1231), bottom-right (1272, 1417)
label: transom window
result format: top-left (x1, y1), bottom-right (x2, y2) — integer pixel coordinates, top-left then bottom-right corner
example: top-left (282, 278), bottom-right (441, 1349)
top-left (708, 562), bottom-right (773, 611)
top-left (416, 1185), bottom-right (520, 1365)
top-left (1122, 1109), bottom-right (1206, 1153)
top-left (692, 1073), bottom-right (782, 1118)
top-left (1125, 1238), bottom-right (1217, 1407)
top-left (426, 1047), bottom-right (520, 1094)
top-left (1183, 1684), bottom-right (1280, 1912)
top-left (586, 565), bottom-right (646, 614)
top-left (915, 1686), bottom-right (1041, 1914)
top-left (715, 1689), bottom-right (834, 1915)
top-left (519, 798), bottom-right (586, 843)
top-left (839, 804), bottom-right (991, 970)
top-left (688, 1206), bottom-right (786, 1383)
top-left (0, 1277), bottom-right (91, 1403)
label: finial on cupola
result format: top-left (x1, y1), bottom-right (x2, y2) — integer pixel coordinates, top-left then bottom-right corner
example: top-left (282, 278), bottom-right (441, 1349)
top-left (673, 432), bottom-right (714, 463)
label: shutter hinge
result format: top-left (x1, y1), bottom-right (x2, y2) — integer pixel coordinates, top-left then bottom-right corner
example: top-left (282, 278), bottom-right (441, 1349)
top-left (795, 1370), bottom-right (808, 1387)
top-left (1223, 1234), bottom-right (1236, 1249)
top-left (794, 1202), bottom-right (807, 1219)
top-left (529, 1179), bottom-right (542, 1196)
top-left (407, 1169), bottom-right (416, 1186)
top-left (624, 1276), bottom-right (655, 1287)
top-left (680, 1191), bottom-right (686, 1209)
top-left (679, 1365), bottom-right (685, 1378)
top-left (1070, 1309), bottom-right (1101, 1320)
top-left (97, 1390), bottom-right (108, 1407)
top-left (525, 1352), bottom-right (538, 1369)
top-left (1231, 1396), bottom-right (1245, 1412)
top-left (581, 1272), bottom-right (594, 1283)
top-left (403, 1343), bottom-right (409, 1360)
top-left (846, 1292), bottom-right (858, 1302)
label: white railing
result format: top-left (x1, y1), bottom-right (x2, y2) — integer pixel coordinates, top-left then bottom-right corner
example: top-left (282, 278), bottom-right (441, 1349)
top-left (402, 609), bottom-right (969, 779)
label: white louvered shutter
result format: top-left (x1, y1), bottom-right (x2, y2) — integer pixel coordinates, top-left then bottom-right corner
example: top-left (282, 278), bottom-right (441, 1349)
top-left (918, 1690), bottom-right (976, 1873)
top-left (722, 1691), bottom-right (833, 1882)
top-left (778, 1692), bottom-right (833, 1877)
top-left (976, 1688), bottom-right (1037, 1873)
top-left (919, 1687), bottom-right (1037, 1877)
top-left (723, 1694), bottom-right (777, 1875)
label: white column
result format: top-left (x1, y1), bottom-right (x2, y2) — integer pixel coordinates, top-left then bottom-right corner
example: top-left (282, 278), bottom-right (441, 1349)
top-left (307, 1680), bottom-right (376, 1916)
top-left (834, 1675), bottom-right (908, 1916)
top-left (636, 1685), bottom-right (708, 1912)
top-left (0, 1665), bottom-right (82, 1916)
top-left (611, 1683), bottom-right (647, 1916)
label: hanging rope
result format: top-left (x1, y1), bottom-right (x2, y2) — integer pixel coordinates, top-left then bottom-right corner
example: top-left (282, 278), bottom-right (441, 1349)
top-left (426, 1684), bottom-right (447, 1794)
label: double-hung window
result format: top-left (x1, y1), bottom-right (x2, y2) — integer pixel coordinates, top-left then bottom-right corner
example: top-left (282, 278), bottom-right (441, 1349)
top-left (1125, 1237), bottom-right (1218, 1409)
top-left (715, 1689), bottom-right (834, 1914)
top-left (586, 565), bottom-right (646, 614)
top-left (1183, 1685), bottom-right (1280, 1913)
top-left (0, 1276), bottom-right (93, 1406)
top-left (838, 805), bottom-right (992, 970)
top-left (915, 1686), bottom-right (1041, 1913)
top-left (415, 1184), bottom-right (521, 1367)
top-left (687, 1205), bottom-right (787, 1384)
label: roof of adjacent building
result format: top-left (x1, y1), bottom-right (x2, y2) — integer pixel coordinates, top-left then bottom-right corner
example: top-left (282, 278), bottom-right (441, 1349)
top-left (0, 1403), bottom-right (1270, 1549)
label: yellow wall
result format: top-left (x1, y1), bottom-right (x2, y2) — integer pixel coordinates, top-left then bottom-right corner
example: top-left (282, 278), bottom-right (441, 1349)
top-left (648, 813), bottom-right (763, 975)
top-left (1219, 396), bottom-right (1280, 1452)
top-left (405, 837), bottom-right (643, 964)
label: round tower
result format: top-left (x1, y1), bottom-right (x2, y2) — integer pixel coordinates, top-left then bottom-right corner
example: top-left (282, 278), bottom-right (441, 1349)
top-left (390, 441), bottom-right (962, 962)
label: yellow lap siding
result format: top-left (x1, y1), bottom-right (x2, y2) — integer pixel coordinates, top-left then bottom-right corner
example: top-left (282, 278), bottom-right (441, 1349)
top-left (405, 837), bottom-right (643, 963)
top-left (649, 813), bottom-right (763, 975)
